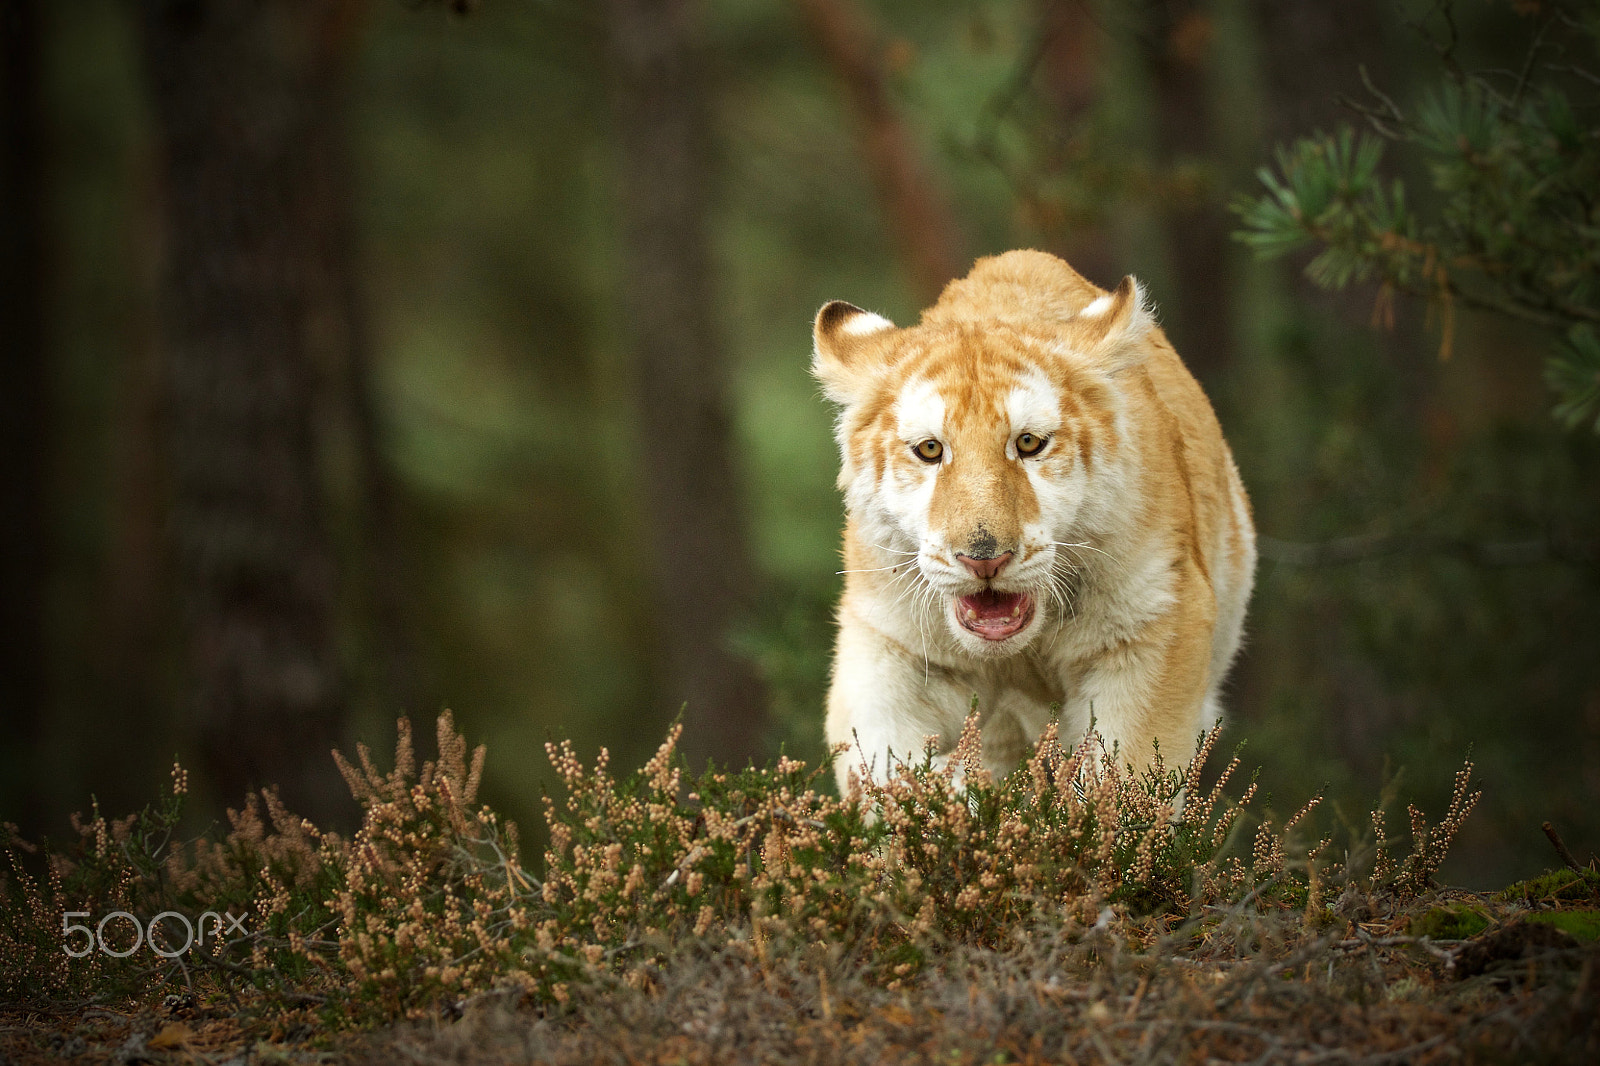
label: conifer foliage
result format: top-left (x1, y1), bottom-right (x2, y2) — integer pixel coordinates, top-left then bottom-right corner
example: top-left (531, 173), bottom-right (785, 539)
top-left (1234, 1), bottom-right (1600, 430)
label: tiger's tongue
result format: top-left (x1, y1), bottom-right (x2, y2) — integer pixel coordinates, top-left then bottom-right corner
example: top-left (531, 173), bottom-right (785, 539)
top-left (959, 589), bottom-right (1027, 623)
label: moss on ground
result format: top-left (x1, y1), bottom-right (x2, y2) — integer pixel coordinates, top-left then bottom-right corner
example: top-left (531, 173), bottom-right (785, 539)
top-left (1525, 909), bottom-right (1600, 942)
top-left (1498, 867), bottom-right (1600, 906)
top-left (1409, 902), bottom-right (1492, 940)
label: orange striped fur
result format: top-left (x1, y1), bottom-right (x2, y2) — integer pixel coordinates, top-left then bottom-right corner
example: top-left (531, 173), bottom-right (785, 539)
top-left (813, 250), bottom-right (1255, 790)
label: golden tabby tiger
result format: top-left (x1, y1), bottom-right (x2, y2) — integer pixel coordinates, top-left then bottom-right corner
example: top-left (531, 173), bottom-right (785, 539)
top-left (812, 250), bottom-right (1255, 792)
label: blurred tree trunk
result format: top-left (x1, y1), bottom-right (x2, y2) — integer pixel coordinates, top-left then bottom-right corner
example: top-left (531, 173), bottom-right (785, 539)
top-left (1241, 0), bottom-right (1399, 774)
top-left (793, 0), bottom-right (966, 303)
top-left (139, 0), bottom-right (368, 819)
top-left (601, 0), bottom-right (768, 767)
top-left (103, 185), bottom-right (170, 781)
top-left (335, 204), bottom-right (428, 722)
top-left (1142, 0), bottom-right (1232, 384)
top-left (1036, 0), bottom-right (1118, 288)
top-left (303, 8), bottom-right (426, 723)
top-left (0, 0), bottom-right (48, 834)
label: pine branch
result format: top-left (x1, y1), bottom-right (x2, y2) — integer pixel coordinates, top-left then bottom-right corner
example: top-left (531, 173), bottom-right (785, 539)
top-left (1232, 4), bottom-right (1600, 429)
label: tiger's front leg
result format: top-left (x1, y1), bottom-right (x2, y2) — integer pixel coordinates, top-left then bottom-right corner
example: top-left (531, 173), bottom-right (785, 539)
top-left (1057, 598), bottom-right (1215, 778)
top-left (824, 614), bottom-right (973, 795)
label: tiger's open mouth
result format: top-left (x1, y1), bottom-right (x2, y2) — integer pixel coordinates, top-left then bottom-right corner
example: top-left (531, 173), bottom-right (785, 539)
top-left (955, 590), bottom-right (1034, 641)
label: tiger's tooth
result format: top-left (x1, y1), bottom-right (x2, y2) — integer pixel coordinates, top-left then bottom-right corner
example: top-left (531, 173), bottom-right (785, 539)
top-left (1011, 603), bottom-right (1021, 618)
top-left (966, 608), bottom-right (978, 621)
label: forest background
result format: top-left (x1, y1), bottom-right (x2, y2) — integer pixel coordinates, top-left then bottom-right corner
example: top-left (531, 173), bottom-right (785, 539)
top-left (2, 0), bottom-right (1596, 892)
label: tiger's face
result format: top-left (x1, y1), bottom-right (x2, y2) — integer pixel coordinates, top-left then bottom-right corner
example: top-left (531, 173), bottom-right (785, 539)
top-left (814, 279), bottom-right (1152, 659)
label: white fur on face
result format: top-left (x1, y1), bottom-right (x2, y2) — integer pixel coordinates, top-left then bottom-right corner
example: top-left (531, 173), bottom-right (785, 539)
top-left (877, 377), bottom-right (945, 544)
top-left (893, 377), bottom-right (946, 447)
top-left (1002, 366), bottom-right (1081, 562)
top-left (1002, 367), bottom-right (1062, 453)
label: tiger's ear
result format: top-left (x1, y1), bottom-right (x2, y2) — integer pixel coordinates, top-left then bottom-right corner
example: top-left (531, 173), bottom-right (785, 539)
top-left (1074, 275), bottom-right (1155, 373)
top-left (812, 300), bottom-right (896, 404)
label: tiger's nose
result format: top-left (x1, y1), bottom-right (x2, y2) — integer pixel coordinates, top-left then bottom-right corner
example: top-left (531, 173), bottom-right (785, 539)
top-left (957, 552), bottom-right (1013, 580)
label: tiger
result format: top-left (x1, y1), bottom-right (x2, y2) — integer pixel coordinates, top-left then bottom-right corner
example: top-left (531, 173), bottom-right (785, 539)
top-left (811, 249), bottom-right (1255, 793)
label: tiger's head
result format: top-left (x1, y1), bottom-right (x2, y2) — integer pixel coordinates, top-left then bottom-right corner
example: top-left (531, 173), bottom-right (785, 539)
top-left (813, 274), bottom-right (1156, 659)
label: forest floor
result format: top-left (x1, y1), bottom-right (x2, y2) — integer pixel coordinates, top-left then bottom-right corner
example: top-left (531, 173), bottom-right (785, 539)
top-left (5, 718), bottom-right (1597, 1064)
top-left (4, 880), bottom-right (1597, 1066)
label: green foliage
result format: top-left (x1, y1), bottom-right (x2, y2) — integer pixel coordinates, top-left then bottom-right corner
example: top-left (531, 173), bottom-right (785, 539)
top-left (1409, 901), bottom-right (1492, 940)
top-left (1549, 325), bottom-right (1600, 432)
top-left (1, 713), bottom-right (1481, 1026)
top-left (1234, 128), bottom-right (1409, 287)
top-left (1497, 866), bottom-right (1600, 905)
top-left (1233, 2), bottom-right (1600, 428)
top-left (1524, 908), bottom-right (1600, 941)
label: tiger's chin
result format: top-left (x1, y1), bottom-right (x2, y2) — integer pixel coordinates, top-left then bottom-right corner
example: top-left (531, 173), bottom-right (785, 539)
top-left (949, 590), bottom-right (1040, 656)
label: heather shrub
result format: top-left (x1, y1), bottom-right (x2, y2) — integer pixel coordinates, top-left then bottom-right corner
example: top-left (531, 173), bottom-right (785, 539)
top-left (0, 709), bottom-right (1481, 1026)
top-left (0, 788), bottom-right (178, 1001)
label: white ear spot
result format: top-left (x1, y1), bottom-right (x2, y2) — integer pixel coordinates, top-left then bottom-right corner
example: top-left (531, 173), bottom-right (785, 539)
top-left (1079, 293), bottom-right (1114, 318)
top-left (812, 301), bottom-right (898, 405)
top-left (840, 311), bottom-right (895, 336)
top-left (1076, 276), bottom-right (1156, 374)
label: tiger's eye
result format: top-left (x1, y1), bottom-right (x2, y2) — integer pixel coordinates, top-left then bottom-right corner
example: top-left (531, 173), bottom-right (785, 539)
top-left (914, 439), bottom-right (944, 463)
top-left (1016, 432), bottom-right (1047, 457)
